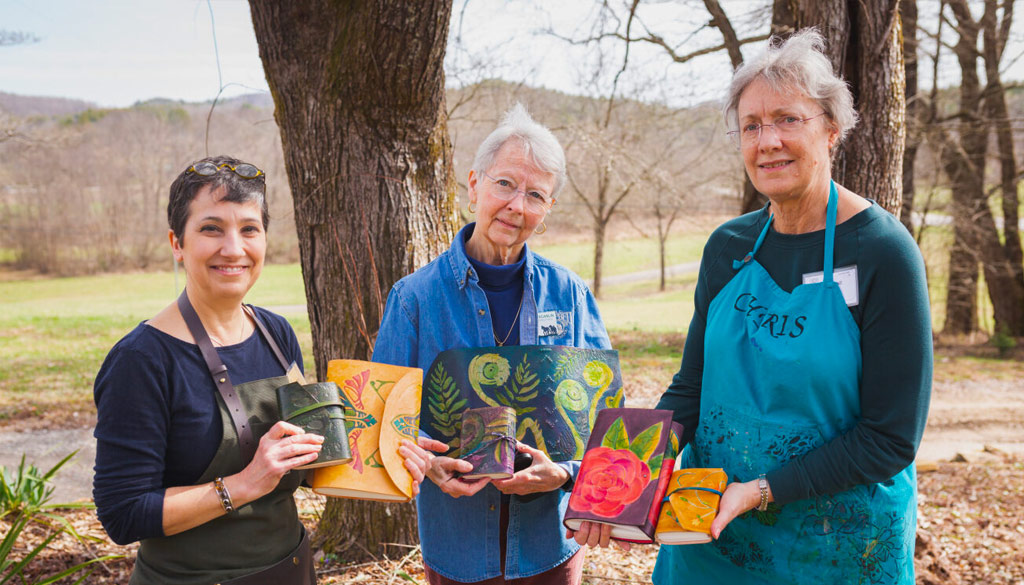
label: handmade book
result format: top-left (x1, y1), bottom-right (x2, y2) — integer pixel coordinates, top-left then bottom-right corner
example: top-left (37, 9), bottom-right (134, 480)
top-left (458, 406), bottom-right (518, 479)
top-left (276, 381), bottom-right (353, 470)
top-left (421, 345), bottom-right (624, 461)
top-left (563, 408), bottom-right (683, 543)
top-left (654, 468), bottom-right (728, 545)
top-left (311, 360), bottom-right (422, 502)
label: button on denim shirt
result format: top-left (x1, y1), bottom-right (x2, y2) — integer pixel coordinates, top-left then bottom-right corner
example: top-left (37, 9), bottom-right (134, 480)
top-left (372, 223), bottom-right (611, 581)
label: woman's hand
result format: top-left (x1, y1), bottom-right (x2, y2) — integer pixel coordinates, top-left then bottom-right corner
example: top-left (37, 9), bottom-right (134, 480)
top-left (565, 522), bottom-right (632, 551)
top-left (400, 436), bottom-right (449, 497)
top-left (491, 443), bottom-right (568, 496)
top-left (233, 420), bottom-right (323, 504)
top-left (710, 478), bottom-right (770, 539)
top-left (411, 437), bottom-right (491, 498)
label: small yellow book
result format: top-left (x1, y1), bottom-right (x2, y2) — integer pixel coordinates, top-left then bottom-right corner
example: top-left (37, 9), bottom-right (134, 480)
top-left (654, 468), bottom-right (728, 545)
top-left (311, 360), bottom-right (422, 502)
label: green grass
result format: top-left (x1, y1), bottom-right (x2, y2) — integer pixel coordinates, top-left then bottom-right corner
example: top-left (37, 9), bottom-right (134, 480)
top-left (0, 264), bottom-right (313, 422)
top-left (531, 232), bottom-right (709, 280)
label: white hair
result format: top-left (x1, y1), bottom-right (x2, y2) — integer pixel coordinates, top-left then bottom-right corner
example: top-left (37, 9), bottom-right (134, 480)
top-left (472, 103), bottom-right (567, 196)
top-left (724, 28), bottom-right (859, 145)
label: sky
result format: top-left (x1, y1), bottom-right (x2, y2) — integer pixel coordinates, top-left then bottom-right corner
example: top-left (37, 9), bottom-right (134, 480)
top-left (1, 1), bottom-right (1020, 110)
top-left (0, 0), bottom-right (740, 109)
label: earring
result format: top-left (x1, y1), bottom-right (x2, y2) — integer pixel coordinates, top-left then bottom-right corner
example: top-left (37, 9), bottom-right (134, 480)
top-left (468, 201), bottom-right (477, 213)
top-left (535, 221), bottom-right (547, 234)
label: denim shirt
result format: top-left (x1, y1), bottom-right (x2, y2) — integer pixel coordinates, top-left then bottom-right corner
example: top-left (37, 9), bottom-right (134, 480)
top-left (372, 223), bottom-right (611, 581)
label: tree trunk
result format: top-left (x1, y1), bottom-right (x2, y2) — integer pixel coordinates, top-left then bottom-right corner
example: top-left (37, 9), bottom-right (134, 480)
top-left (899, 0), bottom-right (920, 233)
top-left (773, 0), bottom-right (905, 215)
top-left (979, 0), bottom-right (1024, 335)
top-left (249, 0), bottom-right (456, 561)
top-left (593, 220), bottom-right (606, 298)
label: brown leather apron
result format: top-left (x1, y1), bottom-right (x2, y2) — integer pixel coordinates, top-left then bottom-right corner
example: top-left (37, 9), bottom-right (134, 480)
top-left (129, 292), bottom-right (316, 585)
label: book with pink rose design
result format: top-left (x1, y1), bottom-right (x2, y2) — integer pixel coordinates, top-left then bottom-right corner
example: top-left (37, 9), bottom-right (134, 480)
top-left (562, 408), bottom-right (684, 543)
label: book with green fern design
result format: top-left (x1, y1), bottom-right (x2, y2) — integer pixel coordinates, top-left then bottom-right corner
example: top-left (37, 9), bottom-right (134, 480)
top-left (421, 345), bottom-right (623, 461)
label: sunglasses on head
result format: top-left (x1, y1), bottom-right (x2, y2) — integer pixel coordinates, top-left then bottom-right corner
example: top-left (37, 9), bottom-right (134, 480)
top-left (186, 161), bottom-right (264, 179)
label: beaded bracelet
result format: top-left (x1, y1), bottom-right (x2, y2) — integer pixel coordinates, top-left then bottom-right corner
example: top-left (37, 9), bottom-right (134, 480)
top-left (213, 476), bottom-right (234, 513)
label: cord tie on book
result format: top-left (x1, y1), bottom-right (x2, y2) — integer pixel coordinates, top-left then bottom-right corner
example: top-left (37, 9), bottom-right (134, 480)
top-left (459, 432), bottom-right (517, 458)
top-left (663, 486), bottom-right (724, 503)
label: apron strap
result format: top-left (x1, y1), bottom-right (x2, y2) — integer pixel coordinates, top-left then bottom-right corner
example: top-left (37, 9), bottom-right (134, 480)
top-left (244, 304), bottom-right (291, 371)
top-left (733, 211), bottom-right (774, 270)
top-left (177, 290), bottom-right (261, 463)
top-left (823, 180), bottom-right (838, 284)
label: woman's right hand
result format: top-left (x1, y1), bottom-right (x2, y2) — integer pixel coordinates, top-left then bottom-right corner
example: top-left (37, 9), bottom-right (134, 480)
top-left (233, 420), bottom-right (323, 504)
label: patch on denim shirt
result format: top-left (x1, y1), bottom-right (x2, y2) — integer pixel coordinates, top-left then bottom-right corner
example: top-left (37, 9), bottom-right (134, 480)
top-left (538, 310), bottom-right (572, 337)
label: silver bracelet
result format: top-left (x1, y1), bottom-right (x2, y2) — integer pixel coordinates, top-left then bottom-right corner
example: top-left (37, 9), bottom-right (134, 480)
top-left (757, 474), bottom-right (769, 512)
top-left (213, 476), bottom-right (234, 513)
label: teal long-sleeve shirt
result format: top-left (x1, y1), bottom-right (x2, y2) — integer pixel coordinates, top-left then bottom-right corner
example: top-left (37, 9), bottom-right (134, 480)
top-left (656, 202), bottom-right (933, 505)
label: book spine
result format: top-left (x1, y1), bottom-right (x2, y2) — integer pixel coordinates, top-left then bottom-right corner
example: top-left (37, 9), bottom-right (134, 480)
top-left (640, 456), bottom-right (678, 541)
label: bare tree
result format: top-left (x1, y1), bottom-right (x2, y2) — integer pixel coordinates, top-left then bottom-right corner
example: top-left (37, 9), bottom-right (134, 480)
top-left (935, 0), bottom-right (1024, 335)
top-left (249, 0), bottom-right (457, 561)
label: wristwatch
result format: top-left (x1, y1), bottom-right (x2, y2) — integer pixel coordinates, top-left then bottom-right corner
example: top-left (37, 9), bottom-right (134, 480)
top-left (757, 474), bottom-right (769, 512)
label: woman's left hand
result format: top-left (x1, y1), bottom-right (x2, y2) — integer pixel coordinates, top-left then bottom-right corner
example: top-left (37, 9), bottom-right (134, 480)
top-left (491, 442), bottom-right (569, 495)
top-left (710, 479), bottom-right (769, 539)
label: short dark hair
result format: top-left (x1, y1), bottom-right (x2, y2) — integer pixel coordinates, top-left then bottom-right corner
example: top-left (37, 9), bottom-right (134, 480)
top-left (167, 155), bottom-right (269, 242)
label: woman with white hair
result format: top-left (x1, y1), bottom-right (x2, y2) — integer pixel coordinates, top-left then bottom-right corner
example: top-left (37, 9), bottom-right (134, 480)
top-left (645, 29), bottom-right (931, 583)
top-left (377, 103), bottom-right (609, 584)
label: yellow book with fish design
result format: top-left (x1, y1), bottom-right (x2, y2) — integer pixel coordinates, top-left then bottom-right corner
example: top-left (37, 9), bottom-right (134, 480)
top-left (311, 360), bottom-right (422, 502)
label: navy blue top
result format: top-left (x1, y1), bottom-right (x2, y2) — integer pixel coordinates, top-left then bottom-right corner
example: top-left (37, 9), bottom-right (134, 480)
top-left (92, 306), bottom-right (303, 545)
top-left (464, 228), bottom-right (526, 347)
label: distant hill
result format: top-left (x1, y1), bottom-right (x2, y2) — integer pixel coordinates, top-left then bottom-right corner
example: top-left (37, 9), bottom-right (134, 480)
top-left (0, 92), bottom-right (96, 117)
top-left (0, 91), bottom-right (273, 119)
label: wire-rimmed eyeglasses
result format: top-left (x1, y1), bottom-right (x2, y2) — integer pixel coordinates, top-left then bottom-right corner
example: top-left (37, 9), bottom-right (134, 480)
top-left (186, 161), bottom-right (264, 179)
top-left (482, 172), bottom-right (553, 213)
top-left (726, 112), bottom-right (828, 149)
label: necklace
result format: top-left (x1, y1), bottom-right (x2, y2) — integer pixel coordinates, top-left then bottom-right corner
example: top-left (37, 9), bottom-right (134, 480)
top-left (210, 311), bottom-right (247, 347)
top-left (493, 294), bottom-right (525, 347)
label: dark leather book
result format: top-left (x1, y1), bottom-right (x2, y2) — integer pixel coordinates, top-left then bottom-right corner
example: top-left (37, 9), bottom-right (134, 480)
top-left (276, 381), bottom-right (352, 470)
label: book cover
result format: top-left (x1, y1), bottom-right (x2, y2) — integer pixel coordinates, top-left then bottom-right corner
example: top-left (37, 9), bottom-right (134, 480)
top-left (311, 360), bottom-right (422, 502)
top-left (276, 381), bottom-right (353, 470)
top-left (563, 408), bottom-right (678, 542)
top-left (655, 468), bottom-right (727, 545)
top-left (459, 406), bottom-right (517, 480)
top-left (421, 345), bottom-right (624, 462)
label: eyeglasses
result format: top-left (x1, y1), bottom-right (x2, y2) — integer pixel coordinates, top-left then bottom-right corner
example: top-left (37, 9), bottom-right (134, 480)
top-left (726, 112), bottom-right (828, 149)
top-left (186, 161), bottom-right (264, 179)
top-left (482, 172), bottom-right (553, 213)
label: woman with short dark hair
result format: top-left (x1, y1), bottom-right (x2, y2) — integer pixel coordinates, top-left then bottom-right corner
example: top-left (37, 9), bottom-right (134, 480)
top-left (95, 156), bottom-right (323, 584)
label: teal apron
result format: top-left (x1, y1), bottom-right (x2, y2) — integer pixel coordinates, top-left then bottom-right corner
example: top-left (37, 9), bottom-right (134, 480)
top-left (130, 296), bottom-right (312, 585)
top-left (653, 182), bottom-right (915, 584)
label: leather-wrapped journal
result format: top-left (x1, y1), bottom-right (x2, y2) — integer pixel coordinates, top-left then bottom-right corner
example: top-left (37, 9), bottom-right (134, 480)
top-left (458, 406), bottom-right (517, 479)
top-left (563, 408), bottom-right (684, 543)
top-left (276, 381), bottom-right (352, 470)
top-left (654, 468), bottom-right (728, 545)
top-left (311, 360), bottom-right (422, 502)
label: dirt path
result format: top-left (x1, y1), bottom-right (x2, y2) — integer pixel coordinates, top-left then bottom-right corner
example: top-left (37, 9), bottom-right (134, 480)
top-left (917, 377), bottom-right (1024, 463)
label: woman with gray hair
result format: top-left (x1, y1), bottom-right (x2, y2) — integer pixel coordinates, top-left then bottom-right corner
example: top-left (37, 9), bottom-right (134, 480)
top-left (646, 29), bottom-right (931, 583)
top-left (377, 103), bottom-right (610, 584)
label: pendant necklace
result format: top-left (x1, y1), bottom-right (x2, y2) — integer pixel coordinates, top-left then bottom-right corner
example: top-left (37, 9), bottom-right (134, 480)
top-left (493, 294), bottom-right (525, 347)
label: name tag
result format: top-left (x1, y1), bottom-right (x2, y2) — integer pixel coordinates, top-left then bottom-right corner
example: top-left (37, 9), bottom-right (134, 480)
top-left (802, 265), bottom-right (859, 306)
top-left (538, 310), bottom-right (571, 337)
